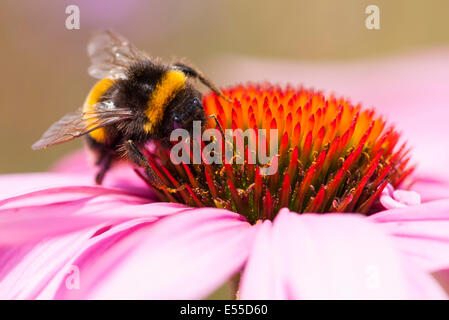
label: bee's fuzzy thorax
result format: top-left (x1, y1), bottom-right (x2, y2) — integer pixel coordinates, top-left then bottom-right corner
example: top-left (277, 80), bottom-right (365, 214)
top-left (144, 70), bottom-right (187, 133)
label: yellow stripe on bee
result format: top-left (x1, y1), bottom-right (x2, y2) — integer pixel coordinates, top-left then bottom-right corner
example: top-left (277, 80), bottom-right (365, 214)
top-left (82, 78), bottom-right (115, 142)
top-left (144, 70), bottom-right (186, 133)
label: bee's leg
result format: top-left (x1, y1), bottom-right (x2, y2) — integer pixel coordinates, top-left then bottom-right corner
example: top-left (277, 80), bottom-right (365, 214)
top-left (124, 140), bottom-right (186, 193)
top-left (172, 62), bottom-right (233, 103)
top-left (124, 140), bottom-right (158, 183)
top-left (95, 153), bottom-right (113, 185)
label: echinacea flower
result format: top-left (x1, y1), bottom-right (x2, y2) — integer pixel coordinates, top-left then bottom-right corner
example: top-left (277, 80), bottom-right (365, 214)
top-left (145, 83), bottom-right (412, 221)
top-left (2, 53), bottom-right (449, 299)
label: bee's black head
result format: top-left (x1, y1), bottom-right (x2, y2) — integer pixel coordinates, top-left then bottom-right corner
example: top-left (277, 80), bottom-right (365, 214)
top-left (161, 86), bottom-right (205, 136)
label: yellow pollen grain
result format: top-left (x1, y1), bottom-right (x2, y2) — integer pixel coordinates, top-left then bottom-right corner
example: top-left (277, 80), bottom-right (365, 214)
top-left (144, 70), bottom-right (186, 133)
top-left (82, 78), bottom-right (115, 142)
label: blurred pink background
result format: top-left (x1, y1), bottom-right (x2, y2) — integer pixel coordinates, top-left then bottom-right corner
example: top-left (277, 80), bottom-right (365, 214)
top-left (1, 0), bottom-right (449, 174)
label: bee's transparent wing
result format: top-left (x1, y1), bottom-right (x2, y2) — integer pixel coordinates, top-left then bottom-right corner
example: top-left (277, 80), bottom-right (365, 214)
top-left (32, 102), bottom-right (135, 150)
top-left (87, 30), bottom-right (149, 80)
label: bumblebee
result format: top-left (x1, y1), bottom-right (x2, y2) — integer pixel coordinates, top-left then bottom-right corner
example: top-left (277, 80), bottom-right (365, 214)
top-left (32, 31), bottom-right (229, 185)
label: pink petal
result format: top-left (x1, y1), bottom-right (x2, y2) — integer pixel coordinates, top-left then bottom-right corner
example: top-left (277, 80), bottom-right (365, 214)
top-left (0, 204), bottom-right (190, 299)
top-left (410, 173), bottom-right (449, 202)
top-left (0, 227), bottom-right (100, 299)
top-left (240, 209), bottom-right (446, 299)
top-left (393, 190), bottom-right (421, 206)
top-left (37, 218), bottom-right (160, 299)
top-left (0, 173), bottom-right (188, 245)
top-left (238, 220), bottom-right (283, 298)
top-left (53, 208), bottom-right (257, 299)
top-left (0, 198), bottom-right (186, 245)
top-left (380, 194), bottom-right (407, 209)
top-left (0, 188), bottom-right (138, 245)
top-left (1, 161), bottom-right (152, 204)
top-left (0, 185), bottom-right (148, 210)
top-left (0, 173), bottom-right (93, 199)
top-left (370, 199), bottom-right (449, 273)
top-left (380, 186), bottom-right (421, 209)
top-left (0, 171), bottom-right (155, 201)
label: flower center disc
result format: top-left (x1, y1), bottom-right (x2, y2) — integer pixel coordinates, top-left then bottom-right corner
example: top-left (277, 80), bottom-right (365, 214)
top-left (140, 83), bottom-right (413, 223)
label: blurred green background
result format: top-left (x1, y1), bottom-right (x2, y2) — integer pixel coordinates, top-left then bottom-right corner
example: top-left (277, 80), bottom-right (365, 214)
top-left (1, 0), bottom-right (449, 173)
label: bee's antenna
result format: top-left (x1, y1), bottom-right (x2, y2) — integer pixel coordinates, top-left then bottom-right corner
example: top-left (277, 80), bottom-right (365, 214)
top-left (204, 114), bottom-right (225, 141)
top-left (172, 62), bottom-right (233, 103)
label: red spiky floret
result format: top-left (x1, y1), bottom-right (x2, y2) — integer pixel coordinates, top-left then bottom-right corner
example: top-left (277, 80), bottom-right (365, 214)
top-left (138, 83), bottom-right (413, 224)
